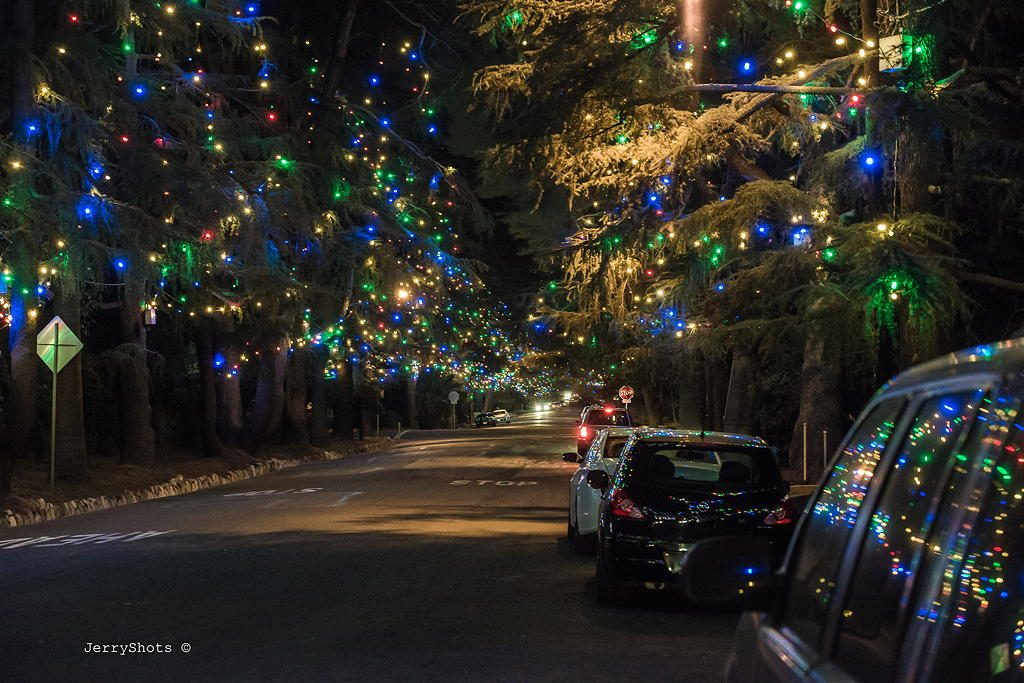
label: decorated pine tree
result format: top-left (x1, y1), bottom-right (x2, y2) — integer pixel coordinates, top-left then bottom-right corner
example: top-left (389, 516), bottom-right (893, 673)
top-left (0, 0), bottom-right (527, 497)
top-left (464, 0), bottom-right (1024, 478)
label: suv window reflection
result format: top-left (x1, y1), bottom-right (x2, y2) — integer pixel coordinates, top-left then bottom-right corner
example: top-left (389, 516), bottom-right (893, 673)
top-left (835, 390), bottom-right (984, 680)
top-left (781, 399), bottom-right (904, 647)
top-left (928, 398), bottom-right (1024, 681)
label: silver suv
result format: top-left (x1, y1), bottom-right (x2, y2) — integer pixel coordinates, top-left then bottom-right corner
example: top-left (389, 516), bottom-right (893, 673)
top-left (683, 338), bottom-right (1024, 682)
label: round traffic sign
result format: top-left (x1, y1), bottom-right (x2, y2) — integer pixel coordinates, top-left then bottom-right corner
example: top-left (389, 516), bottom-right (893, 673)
top-left (618, 385), bottom-right (634, 401)
top-left (448, 391), bottom-right (460, 404)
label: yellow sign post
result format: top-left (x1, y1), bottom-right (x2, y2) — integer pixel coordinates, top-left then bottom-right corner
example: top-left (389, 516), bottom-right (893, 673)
top-left (36, 316), bottom-right (83, 493)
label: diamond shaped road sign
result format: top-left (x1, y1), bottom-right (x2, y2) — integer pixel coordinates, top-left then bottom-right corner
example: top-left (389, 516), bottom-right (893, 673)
top-left (36, 316), bottom-right (83, 374)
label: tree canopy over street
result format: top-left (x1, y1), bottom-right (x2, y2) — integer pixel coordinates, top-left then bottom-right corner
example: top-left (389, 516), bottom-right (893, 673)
top-left (0, 0), bottom-right (547, 500)
top-left (461, 0), bottom-right (1024, 475)
top-left (2, 0), bottom-right (1023, 498)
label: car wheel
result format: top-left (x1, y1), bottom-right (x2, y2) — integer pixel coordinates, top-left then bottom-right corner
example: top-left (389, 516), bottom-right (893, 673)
top-left (596, 552), bottom-right (622, 605)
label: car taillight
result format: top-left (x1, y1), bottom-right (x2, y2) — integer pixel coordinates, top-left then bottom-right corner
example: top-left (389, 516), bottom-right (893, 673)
top-left (762, 498), bottom-right (796, 526)
top-left (609, 490), bottom-right (646, 520)
top-left (579, 426), bottom-right (589, 440)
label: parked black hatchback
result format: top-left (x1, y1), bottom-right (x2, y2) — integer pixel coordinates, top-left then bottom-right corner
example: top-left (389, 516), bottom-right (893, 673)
top-left (588, 429), bottom-right (794, 603)
top-left (473, 412), bottom-right (497, 427)
top-left (683, 338), bottom-right (1024, 683)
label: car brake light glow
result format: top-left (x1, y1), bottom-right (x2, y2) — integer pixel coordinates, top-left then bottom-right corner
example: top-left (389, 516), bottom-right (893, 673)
top-left (604, 407), bottom-right (613, 414)
top-left (609, 490), bottom-right (646, 520)
top-left (579, 426), bottom-right (589, 440)
top-left (762, 498), bottom-right (796, 526)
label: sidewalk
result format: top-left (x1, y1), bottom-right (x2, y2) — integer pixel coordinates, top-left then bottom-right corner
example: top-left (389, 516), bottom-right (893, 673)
top-left (1, 438), bottom-right (390, 528)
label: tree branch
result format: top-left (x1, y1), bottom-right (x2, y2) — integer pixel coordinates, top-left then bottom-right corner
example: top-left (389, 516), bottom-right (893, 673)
top-left (671, 83), bottom-right (862, 95)
top-left (956, 270), bottom-right (1024, 294)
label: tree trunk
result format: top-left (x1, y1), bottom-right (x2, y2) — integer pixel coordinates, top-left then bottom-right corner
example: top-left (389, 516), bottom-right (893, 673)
top-left (0, 263), bottom-right (38, 499)
top-left (722, 350), bottom-right (755, 435)
top-left (0, 0), bottom-right (37, 500)
top-left (53, 288), bottom-right (88, 479)
top-left (241, 339), bottom-right (287, 453)
top-left (355, 364), bottom-right (371, 440)
top-left (265, 345), bottom-right (288, 438)
top-left (703, 354), bottom-right (728, 432)
top-left (109, 344), bottom-right (156, 465)
top-left (675, 362), bottom-right (702, 429)
top-left (896, 118), bottom-right (941, 218)
top-left (789, 317), bottom-right (847, 482)
top-left (309, 349), bottom-right (330, 446)
top-left (196, 325), bottom-right (224, 458)
top-left (148, 350), bottom-right (167, 451)
top-left (404, 374), bottom-right (420, 429)
top-left (284, 347), bottom-right (311, 446)
top-left (333, 358), bottom-right (354, 440)
top-left (10, 0), bottom-right (35, 145)
top-left (640, 387), bottom-right (660, 426)
top-left (115, 279), bottom-right (155, 464)
top-left (698, 359), bottom-right (709, 431)
top-left (323, 0), bottom-right (361, 99)
top-left (215, 345), bottom-right (243, 445)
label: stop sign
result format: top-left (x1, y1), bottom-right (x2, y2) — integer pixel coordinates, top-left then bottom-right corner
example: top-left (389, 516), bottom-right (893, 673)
top-left (618, 385), bottom-right (635, 402)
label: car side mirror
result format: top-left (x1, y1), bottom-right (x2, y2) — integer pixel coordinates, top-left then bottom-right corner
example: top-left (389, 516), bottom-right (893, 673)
top-left (586, 470), bottom-right (609, 490)
top-left (680, 537), bottom-right (775, 608)
top-left (562, 452), bottom-right (580, 463)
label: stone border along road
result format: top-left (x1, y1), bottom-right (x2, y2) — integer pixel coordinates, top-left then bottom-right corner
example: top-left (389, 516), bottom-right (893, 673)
top-left (0, 440), bottom-right (389, 529)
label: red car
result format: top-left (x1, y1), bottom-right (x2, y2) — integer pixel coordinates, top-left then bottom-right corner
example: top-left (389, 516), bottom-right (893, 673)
top-left (576, 406), bottom-right (634, 455)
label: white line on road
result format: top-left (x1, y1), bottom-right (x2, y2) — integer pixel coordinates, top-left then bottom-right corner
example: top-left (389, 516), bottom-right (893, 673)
top-left (0, 530), bottom-right (176, 550)
top-left (448, 480), bottom-right (538, 486)
top-left (331, 492), bottom-right (364, 507)
top-left (222, 488), bottom-right (323, 498)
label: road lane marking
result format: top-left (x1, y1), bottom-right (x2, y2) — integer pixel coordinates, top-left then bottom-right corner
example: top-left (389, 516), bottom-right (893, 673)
top-left (222, 488), bottom-right (323, 497)
top-left (448, 480), bottom-right (538, 486)
top-left (0, 530), bottom-right (175, 550)
top-left (331, 492), bottom-right (364, 507)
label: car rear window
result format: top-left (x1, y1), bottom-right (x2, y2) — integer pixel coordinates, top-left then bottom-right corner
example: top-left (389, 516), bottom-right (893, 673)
top-left (585, 410), bottom-right (631, 427)
top-left (622, 442), bottom-right (780, 489)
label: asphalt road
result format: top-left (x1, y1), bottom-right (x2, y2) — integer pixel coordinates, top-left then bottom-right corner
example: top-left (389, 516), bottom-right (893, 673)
top-left (0, 408), bottom-right (739, 682)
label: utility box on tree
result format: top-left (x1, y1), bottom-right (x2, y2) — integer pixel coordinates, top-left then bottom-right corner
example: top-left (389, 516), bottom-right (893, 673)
top-left (878, 33), bottom-right (935, 78)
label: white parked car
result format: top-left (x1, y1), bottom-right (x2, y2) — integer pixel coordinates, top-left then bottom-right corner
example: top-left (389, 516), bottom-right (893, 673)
top-left (491, 409), bottom-right (511, 424)
top-left (564, 427), bottom-right (637, 553)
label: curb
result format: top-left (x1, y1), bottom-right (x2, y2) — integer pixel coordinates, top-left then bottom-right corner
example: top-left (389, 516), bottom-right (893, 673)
top-left (0, 440), bottom-right (390, 529)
